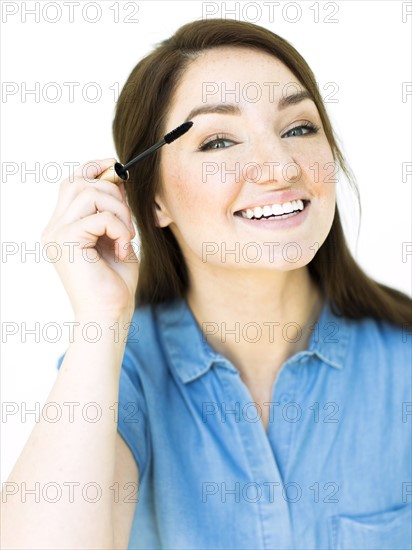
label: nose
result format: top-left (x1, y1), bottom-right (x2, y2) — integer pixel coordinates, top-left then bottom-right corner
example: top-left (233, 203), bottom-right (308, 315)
top-left (243, 133), bottom-right (300, 187)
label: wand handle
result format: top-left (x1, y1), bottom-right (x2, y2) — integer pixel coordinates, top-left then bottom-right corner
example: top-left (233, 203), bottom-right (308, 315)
top-left (97, 120), bottom-right (193, 185)
top-left (98, 163), bottom-right (128, 185)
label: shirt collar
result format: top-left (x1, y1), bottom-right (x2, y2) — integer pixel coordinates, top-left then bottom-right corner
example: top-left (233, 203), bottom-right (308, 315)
top-left (154, 297), bottom-right (351, 384)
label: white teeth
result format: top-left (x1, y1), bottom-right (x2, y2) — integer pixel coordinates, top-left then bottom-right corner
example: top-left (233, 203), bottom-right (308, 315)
top-left (272, 204), bottom-right (283, 215)
top-left (262, 205), bottom-right (272, 217)
top-left (253, 206), bottom-right (263, 218)
top-left (238, 199), bottom-right (307, 219)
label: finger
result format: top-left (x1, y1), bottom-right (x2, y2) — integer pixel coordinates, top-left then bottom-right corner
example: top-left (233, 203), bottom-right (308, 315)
top-left (116, 180), bottom-right (127, 204)
top-left (53, 177), bottom-right (126, 221)
top-left (72, 158), bottom-right (117, 181)
top-left (61, 187), bottom-right (134, 232)
top-left (69, 210), bottom-right (134, 260)
top-left (58, 177), bottom-right (124, 204)
top-left (59, 159), bottom-right (128, 206)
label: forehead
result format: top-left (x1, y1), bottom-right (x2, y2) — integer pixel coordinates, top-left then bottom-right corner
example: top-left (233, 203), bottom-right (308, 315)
top-left (174, 46), bottom-right (299, 101)
top-left (162, 47), bottom-right (308, 133)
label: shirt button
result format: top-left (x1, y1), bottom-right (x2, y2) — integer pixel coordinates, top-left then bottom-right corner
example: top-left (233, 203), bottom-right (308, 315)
top-left (280, 393), bottom-right (291, 404)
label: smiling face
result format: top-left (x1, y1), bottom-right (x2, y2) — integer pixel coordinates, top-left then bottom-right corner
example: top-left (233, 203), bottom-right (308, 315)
top-left (156, 47), bottom-right (336, 273)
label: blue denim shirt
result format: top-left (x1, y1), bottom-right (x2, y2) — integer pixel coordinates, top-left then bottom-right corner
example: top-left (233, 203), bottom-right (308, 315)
top-left (57, 298), bottom-right (412, 549)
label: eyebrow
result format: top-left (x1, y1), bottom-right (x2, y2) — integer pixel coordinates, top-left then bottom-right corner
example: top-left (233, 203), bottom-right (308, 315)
top-left (184, 90), bottom-right (314, 122)
top-left (278, 90), bottom-right (313, 110)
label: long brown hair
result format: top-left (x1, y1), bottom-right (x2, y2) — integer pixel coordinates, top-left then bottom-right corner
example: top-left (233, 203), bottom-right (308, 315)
top-left (112, 18), bottom-right (411, 326)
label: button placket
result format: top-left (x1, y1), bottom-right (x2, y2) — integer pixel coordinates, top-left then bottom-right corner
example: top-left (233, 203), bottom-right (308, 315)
top-left (215, 365), bottom-right (294, 549)
top-left (268, 363), bottom-right (299, 481)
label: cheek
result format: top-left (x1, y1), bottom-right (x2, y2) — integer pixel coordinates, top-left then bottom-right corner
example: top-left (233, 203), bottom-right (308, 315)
top-left (292, 144), bottom-right (336, 247)
top-left (296, 141), bottom-right (336, 199)
top-left (165, 174), bottom-right (235, 262)
top-left (164, 157), bottom-right (238, 227)
top-left (159, 156), bottom-right (196, 224)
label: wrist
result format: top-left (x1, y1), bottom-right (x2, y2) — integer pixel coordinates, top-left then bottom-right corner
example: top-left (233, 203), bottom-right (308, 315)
top-left (74, 307), bottom-right (135, 325)
top-left (66, 316), bottom-right (136, 355)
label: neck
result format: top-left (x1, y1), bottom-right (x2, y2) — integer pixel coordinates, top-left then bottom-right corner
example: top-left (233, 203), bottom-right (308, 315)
top-left (186, 264), bottom-right (323, 386)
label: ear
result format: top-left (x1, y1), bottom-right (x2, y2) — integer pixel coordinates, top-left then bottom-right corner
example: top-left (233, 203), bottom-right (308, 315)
top-left (154, 195), bottom-right (173, 228)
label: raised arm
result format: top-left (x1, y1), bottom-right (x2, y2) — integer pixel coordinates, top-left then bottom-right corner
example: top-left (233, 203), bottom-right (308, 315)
top-left (1, 159), bottom-right (139, 549)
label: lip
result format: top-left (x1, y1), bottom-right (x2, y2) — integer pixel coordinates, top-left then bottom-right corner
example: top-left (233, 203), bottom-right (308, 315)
top-left (234, 191), bottom-right (311, 214)
top-left (234, 200), bottom-right (311, 230)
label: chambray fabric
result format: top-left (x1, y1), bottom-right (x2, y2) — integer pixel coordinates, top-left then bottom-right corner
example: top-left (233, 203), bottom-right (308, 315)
top-left (57, 298), bottom-right (412, 549)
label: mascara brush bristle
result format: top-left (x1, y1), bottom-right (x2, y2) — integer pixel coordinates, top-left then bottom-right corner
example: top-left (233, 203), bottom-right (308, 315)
top-left (164, 121), bottom-right (193, 144)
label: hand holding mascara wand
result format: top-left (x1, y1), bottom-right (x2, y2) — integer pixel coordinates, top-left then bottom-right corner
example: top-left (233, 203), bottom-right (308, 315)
top-left (38, 120), bottom-right (194, 321)
top-left (98, 121), bottom-right (193, 184)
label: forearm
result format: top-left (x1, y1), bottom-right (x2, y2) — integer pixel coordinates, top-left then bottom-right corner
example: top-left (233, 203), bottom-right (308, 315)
top-left (1, 314), bottom-right (132, 550)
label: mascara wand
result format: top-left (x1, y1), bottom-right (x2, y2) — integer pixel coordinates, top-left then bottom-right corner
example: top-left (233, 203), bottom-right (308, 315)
top-left (99, 121), bottom-right (193, 184)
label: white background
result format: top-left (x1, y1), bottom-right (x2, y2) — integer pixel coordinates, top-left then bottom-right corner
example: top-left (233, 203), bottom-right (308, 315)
top-left (1, 0), bottom-right (411, 481)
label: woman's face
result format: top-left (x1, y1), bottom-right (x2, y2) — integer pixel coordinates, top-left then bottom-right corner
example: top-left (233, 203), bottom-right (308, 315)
top-left (156, 47), bottom-right (336, 272)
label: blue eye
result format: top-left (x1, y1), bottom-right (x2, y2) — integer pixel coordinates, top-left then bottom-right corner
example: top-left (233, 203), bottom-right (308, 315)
top-left (198, 123), bottom-right (319, 151)
top-left (198, 135), bottom-right (235, 151)
top-left (282, 123), bottom-right (320, 138)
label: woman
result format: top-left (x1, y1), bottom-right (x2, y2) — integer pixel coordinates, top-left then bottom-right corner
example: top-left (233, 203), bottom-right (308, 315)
top-left (2, 18), bottom-right (411, 550)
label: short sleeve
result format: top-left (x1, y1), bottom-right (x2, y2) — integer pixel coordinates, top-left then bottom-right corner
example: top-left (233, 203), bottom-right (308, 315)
top-left (55, 348), bottom-right (149, 478)
top-left (117, 348), bottom-right (149, 478)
